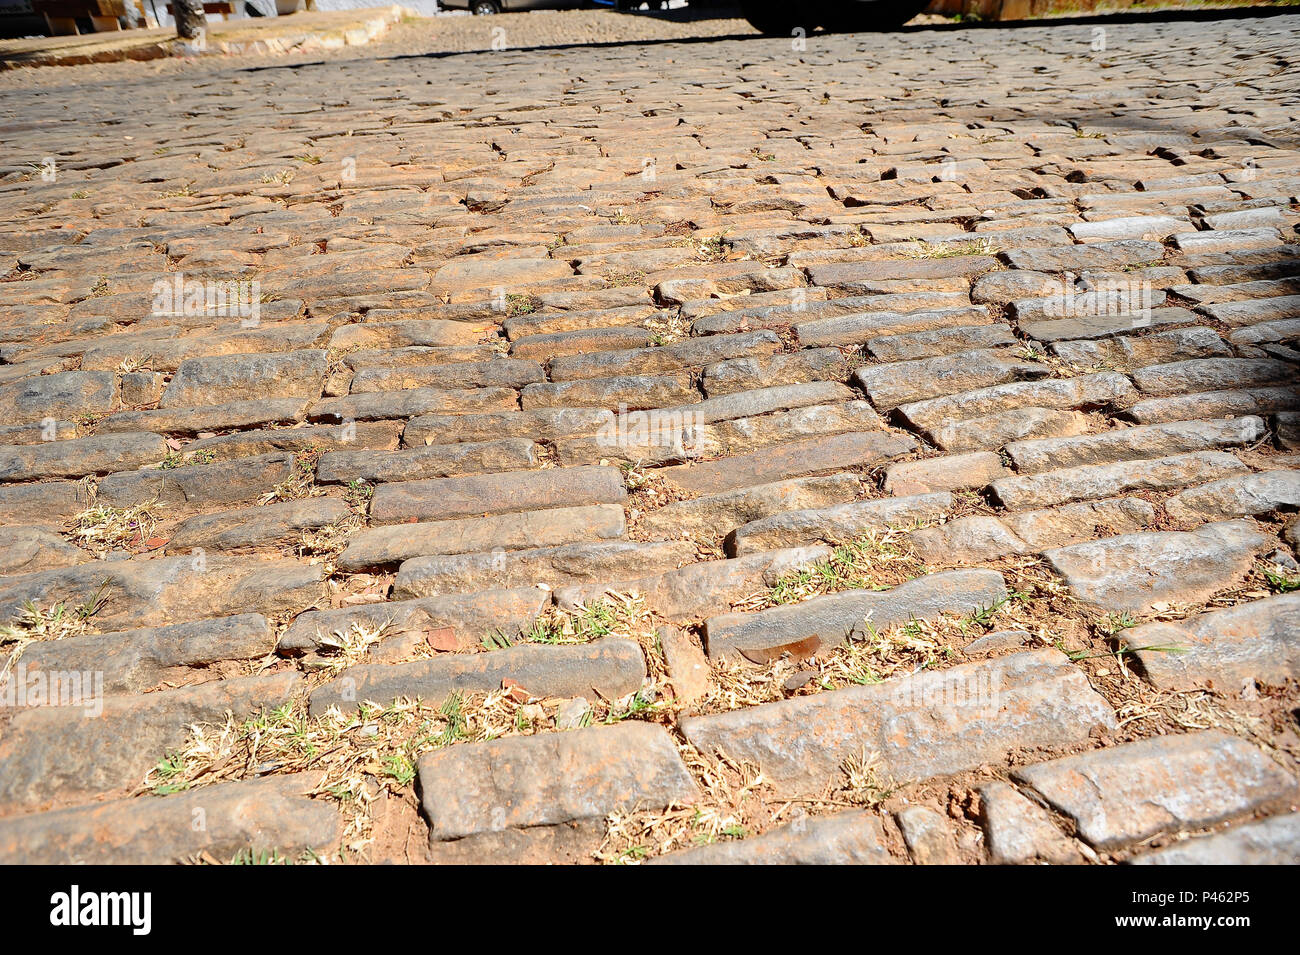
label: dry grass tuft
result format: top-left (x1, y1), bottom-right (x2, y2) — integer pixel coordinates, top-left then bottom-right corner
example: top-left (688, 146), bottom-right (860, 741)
top-left (828, 617), bottom-right (955, 682)
top-left (605, 268), bottom-right (647, 288)
top-left (0, 600), bottom-right (98, 645)
top-left (144, 689), bottom-right (528, 856)
top-left (595, 739), bottom-right (897, 863)
top-left (1113, 681), bottom-right (1292, 762)
top-left (644, 310), bottom-right (690, 347)
top-left (297, 522), bottom-right (357, 562)
top-left (260, 447), bottom-right (322, 504)
top-left (65, 499), bottom-right (161, 556)
top-left (0, 586), bottom-right (108, 686)
top-left (905, 236), bottom-right (999, 259)
top-left (697, 612), bottom-right (962, 716)
top-left (734, 528), bottom-right (929, 612)
top-left (596, 745), bottom-right (766, 863)
top-left (297, 483), bottom-right (371, 564)
top-left (141, 594), bottom-right (678, 859)
top-left (314, 620), bottom-right (390, 675)
top-left (840, 749), bottom-right (896, 808)
top-left (496, 592), bottom-right (674, 723)
top-left (698, 232), bottom-right (732, 262)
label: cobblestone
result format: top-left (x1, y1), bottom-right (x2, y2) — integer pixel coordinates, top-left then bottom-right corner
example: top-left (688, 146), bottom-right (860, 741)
top-left (1, 10), bottom-right (1297, 864)
top-left (682, 649), bottom-right (1116, 794)
top-left (1014, 731), bottom-right (1296, 851)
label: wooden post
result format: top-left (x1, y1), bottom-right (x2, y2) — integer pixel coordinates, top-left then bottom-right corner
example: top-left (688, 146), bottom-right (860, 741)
top-left (173, 0), bottom-right (205, 37)
top-left (44, 13), bottom-right (80, 34)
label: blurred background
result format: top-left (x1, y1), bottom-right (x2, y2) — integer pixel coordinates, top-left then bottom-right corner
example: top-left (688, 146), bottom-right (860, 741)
top-left (0, 0), bottom-right (1288, 43)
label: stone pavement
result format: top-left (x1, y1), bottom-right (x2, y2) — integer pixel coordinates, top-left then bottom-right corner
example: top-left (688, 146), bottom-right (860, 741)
top-left (0, 6), bottom-right (409, 70)
top-left (0, 11), bottom-right (1297, 865)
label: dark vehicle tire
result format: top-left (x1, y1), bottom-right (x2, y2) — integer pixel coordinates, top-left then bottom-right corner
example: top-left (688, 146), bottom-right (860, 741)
top-left (738, 0), bottom-right (819, 34)
top-left (740, 0), bottom-right (927, 34)
top-left (819, 0), bottom-right (927, 30)
top-left (472, 0), bottom-right (501, 13)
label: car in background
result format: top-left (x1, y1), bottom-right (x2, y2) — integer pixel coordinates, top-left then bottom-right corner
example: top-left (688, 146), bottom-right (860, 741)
top-left (440, 0), bottom-right (590, 14)
top-left (739, 0), bottom-right (928, 32)
top-left (442, 0), bottom-right (929, 34)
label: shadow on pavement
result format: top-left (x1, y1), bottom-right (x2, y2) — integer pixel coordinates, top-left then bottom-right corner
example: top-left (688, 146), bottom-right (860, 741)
top-left (637, 0), bottom-right (1293, 30)
top-left (237, 3), bottom-right (1296, 72)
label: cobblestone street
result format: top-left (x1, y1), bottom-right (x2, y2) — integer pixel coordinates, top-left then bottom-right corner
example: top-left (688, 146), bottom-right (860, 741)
top-left (0, 10), bottom-right (1297, 864)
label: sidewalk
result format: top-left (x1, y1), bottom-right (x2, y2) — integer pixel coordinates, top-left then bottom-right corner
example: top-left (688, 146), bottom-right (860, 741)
top-left (0, 5), bottom-right (412, 69)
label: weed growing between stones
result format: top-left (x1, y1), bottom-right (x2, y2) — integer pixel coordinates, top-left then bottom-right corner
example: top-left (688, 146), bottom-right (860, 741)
top-left (483, 602), bottom-right (619, 650)
top-left (840, 749), bottom-right (896, 808)
top-left (1095, 611), bottom-right (1140, 636)
top-left (604, 268), bottom-right (646, 287)
top-left (141, 692), bottom-right (524, 857)
top-left (904, 236), bottom-right (999, 259)
top-left (696, 614), bottom-right (961, 716)
top-left (595, 738), bottom-right (903, 864)
top-left (142, 595), bottom-right (673, 860)
top-left (643, 309), bottom-right (689, 346)
top-left (551, 593), bottom-right (676, 721)
top-left (504, 292), bottom-right (540, 317)
top-left (341, 477), bottom-right (372, 507)
top-left (0, 586), bottom-right (108, 688)
top-left (314, 620), bottom-right (389, 674)
top-left (839, 619), bottom-right (955, 681)
top-left (963, 589), bottom-right (1034, 629)
top-left (65, 499), bottom-right (162, 556)
top-left (697, 557), bottom-right (1087, 717)
top-left (159, 448), bottom-right (216, 469)
top-left (596, 745), bottom-right (764, 863)
top-left (261, 446), bottom-right (322, 504)
top-left (592, 545), bottom-right (1300, 863)
top-left (745, 528), bottom-right (929, 608)
top-left (298, 482), bottom-right (371, 564)
top-left (0, 599), bottom-right (100, 645)
top-left (476, 594), bottom-right (654, 658)
top-left (226, 847), bottom-right (313, 865)
top-left (694, 231), bottom-right (728, 262)
top-left (1263, 563), bottom-right (1299, 593)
